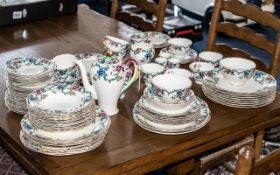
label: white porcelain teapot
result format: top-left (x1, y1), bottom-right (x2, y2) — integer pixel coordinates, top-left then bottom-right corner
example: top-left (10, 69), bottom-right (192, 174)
top-left (75, 56), bottom-right (139, 116)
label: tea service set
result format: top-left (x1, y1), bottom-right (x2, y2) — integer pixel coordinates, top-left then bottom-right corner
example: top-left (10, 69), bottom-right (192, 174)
top-left (4, 31), bottom-right (277, 155)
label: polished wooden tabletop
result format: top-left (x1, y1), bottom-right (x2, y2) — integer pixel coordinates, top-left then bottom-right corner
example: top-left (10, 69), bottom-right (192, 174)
top-left (0, 5), bottom-right (280, 175)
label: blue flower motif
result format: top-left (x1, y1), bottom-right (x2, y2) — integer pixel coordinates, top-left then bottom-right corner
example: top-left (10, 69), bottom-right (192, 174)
top-left (145, 53), bottom-right (152, 60)
top-left (98, 68), bottom-right (105, 76)
top-left (177, 90), bottom-right (183, 97)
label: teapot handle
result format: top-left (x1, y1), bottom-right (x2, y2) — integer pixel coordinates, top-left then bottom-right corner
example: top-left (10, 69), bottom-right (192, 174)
top-left (120, 58), bottom-right (140, 95)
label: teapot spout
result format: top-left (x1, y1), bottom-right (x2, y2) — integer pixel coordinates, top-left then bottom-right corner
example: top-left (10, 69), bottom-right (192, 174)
top-left (75, 60), bottom-right (98, 100)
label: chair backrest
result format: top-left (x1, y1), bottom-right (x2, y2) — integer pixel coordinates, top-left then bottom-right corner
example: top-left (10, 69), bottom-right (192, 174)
top-left (110, 0), bottom-right (167, 32)
top-left (236, 145), bottom-right (280, 175)
top-left (207, 0), bottom-right (280, 77)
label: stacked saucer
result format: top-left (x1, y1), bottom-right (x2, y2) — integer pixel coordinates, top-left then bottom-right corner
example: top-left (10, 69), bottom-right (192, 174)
top-left (146, 31), bottom-right (170, 48)
top-left (133, 74), bottom-right (211, 135)
top-left (159, 38), bottom-right (197, 64)
top-left (20, 84), bottom-right (111, 156)
top-left (202, 70), bottom-right (277, 108)
top-left (5, 57), bottom-right (55, 114)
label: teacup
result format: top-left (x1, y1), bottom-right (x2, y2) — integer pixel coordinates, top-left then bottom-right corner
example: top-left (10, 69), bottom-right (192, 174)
top-left (165, 68), bottom-right (192, 79)
top-left (75, 53), bottom-right (103, 75)
top-left (155, 57), bottom-right (168, 68)
top-left (168, 58), bottom-right (181, 68)
top-left (140, 63), bottom-right (165, 86)
top-left (199, 51), bottom-right (223, 66)
top-left (168, 38), bottom-right (192, 56)
top-left (103, 36), bottom-right (129, 52)
top-left (52, 54), bottom-right (81, 86)
top-left (219, 57), bottom-right (256, 86)
top-left (151, 74), bottom-right (192, 103)
top-left (189, 62), bottom-right (215, 84)
top-left (130, 43), bottom-right (155, 65)
top-left (130, 32), bottom-right (149, 45)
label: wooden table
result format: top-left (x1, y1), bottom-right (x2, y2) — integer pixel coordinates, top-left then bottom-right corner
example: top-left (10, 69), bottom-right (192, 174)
top-left (0, 5), bottom-right (280, 175)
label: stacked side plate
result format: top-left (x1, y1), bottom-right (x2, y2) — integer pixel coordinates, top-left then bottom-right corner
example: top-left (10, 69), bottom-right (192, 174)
top-left (20, 84), bottom-right (111, 156)
top-left (5, 57), bottom-right (55, 114)
top-left (133, 87), bottom-right (211, 135)
top-left (202, 70), bottom-right (277, 108)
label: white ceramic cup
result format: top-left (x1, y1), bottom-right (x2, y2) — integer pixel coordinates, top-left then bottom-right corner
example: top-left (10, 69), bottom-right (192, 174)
top-left (103, 36), bottom-right (129, 52)
top-left (189, 62), bottom-right (215, 84)
top-left (168, 38), bottom-right (192, 55)
top-left (130, 32), bottom-right (149, 45)
top-left (151, 74), bottom-right (192, 104)
top-left (140, 63), bottom-right (165, 86)
top-left (168, 58), bottom-right (181, 68)
top-left (199, 51), bottom-right (223, 65)
top-left (155, 57), bottom-right (168, 68)
top-left (165, 68), bottom-right (192, 79)
top-left (130, 43), bottom-right (155, 65)
top-left (219, 57), bottom-right (256, 86)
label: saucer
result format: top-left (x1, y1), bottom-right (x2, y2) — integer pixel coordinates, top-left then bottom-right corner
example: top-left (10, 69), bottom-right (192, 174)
top-left (203, 70), bottom-right (276, 94)
top-left (133, 98), bottom-right (211, 135)
top-left (146, 32), bottom-right (170, 48)
top-left (140, 96), bottom-right (201, 117)
top-left (159, 48), bottom-right (197, 64)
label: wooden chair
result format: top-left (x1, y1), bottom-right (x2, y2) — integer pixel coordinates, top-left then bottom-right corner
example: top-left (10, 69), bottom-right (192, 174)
top-left (207, 0), bottom-right (280, 78)
top-left (110, 0), bottom-right (167, 32)
top-left (236, 145), bottom-right (280, 175)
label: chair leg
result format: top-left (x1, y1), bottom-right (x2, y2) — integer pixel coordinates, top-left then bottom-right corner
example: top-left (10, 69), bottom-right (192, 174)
top-left (254, 129), bottom-right (265, 159)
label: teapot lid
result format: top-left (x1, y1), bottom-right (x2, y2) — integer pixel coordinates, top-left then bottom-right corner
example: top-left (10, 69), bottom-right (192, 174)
top-left (99, 52), bottom-right (120, 64)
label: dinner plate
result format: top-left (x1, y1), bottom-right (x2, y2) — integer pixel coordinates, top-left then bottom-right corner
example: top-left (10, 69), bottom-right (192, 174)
top-left (133, 99), bottom-right (211, 135)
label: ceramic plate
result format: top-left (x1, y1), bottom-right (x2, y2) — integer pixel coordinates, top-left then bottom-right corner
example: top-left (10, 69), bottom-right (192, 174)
top-left (6, 57), bottom-right (54, 76)
top-left (133, 98), bottom-right (211, 135)
top-left (203, 70), bottom-right (277, 94)
top-left (27, 84), bottom-right (93, 114)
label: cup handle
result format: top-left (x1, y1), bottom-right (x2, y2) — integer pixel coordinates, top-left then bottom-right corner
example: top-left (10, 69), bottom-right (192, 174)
top-left (120, 58), bottom-right (140, 95)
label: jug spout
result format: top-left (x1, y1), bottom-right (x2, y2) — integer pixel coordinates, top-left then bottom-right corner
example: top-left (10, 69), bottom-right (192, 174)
top-left (75, 60), bottom-right (98, 100)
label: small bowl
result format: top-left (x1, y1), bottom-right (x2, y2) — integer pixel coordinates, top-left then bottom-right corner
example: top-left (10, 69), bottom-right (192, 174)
top-left (168, 58), bottom-right (181, 68)
top-left (151, 74), bottom-right (192, 104)
top-left (155, 57), bottom-right (168, 68)
top-left (130, 32), bottom-right (149, 45)
top-left (219, 57), bottom-right (256, 86)
top-left (165, 68), bottom-right (192, 79)
top-left (168, 38), bottom-right (192, 56)
top-left (140, 63), bottom-right (165, 85)
top-left (189, 62), bottom-right (215, 84)
top-left (103, 36), bottom-right (129, 52)
top-left (199, 51), bottom-right (223, 65)
top-left (130, 43), bottom-right (155, 65)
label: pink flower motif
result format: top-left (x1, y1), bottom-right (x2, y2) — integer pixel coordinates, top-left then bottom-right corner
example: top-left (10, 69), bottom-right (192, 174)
top-left (99, 112), bottom-right (106, 117)
top-left (116, 65), bottom-right (122, 72)
top-left (35, 89), bottom-right (41, 94)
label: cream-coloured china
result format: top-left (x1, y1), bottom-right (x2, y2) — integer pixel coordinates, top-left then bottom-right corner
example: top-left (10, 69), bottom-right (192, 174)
top-left (168, 38), bottom-right (192, 55)
top-left (103, 35), bottom-right (129, 52)
top-left (165, 68), bottom-right (192, 78)
top-left (151, 74), bottom-right (192, 103)
top-left (130, 43), bottom-right (155, 65)
top-left (168, 58), bottom-right (181, 68)
top-left (76, 56), bottom-right (139, 116)
top-left (140, 63), bottom-right (165, 86)
top-left (219, 57), bottom-right (256, 86)
top-left (155, 57), bottom-right (168, 68)
top-left (189, 62), bottom-right (215, 84)
top-left (198, 51), bottom-right (223, 65)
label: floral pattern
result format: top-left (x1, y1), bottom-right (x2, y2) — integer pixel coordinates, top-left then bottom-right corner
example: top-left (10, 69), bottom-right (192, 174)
top-left (151, 84), bottom-right (188, 100)
top-left (92, 63), bottom-right (125, 83)
top-left (222, 68), bottom-right (254, 80)
top-left (27, 84), bottom-right (93, 113)
top-left (130, 47), bottom-right (155, 63)
top-left (6, 56), bottom-right (54, 74)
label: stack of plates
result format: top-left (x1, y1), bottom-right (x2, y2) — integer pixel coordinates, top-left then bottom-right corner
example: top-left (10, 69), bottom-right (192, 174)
top-left (159, 47), bottom-right (198, 64)
top-left (202, 70), bottom-right (277, 108)
top-left (5, 57), bottom-right (55, 114)
top-left (133, 87), bottom-right (211, 135)
top-left (20, 84), bottom-right (111, 156)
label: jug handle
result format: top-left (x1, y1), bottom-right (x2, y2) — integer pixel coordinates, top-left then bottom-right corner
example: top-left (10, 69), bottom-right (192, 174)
top-left (120, 58), bottom-right (140, 95)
